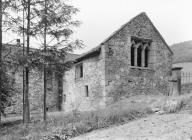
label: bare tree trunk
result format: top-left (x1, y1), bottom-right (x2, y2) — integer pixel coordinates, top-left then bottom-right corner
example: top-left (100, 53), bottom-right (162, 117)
top-left (57, 73), bottom-right (63, 111)
top-left (43, 0), bottom-right (47, 122)
top-left (22, 4), bottom-right (26, 124)
top-left (43, 59), bottom-right (47, 121)
top-left (0, 0), bottom-right (2, 125)
top-left (24, 0), bottom-right (30, 127)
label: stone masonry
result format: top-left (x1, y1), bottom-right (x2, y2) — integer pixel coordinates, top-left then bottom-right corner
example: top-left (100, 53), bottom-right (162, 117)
top-left (3, 43), bottom-right (65, 114)
top-left (63, 12), bottom-right (173, 112)
top-left (3, 12), bottom-right (174, 114)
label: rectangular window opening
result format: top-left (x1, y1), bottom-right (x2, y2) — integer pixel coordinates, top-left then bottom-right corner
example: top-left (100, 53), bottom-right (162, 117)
top-left (75, 63), bottom-right (83, 78)
top-left (137, 46), bottom-right (142, 67)
top-left (131, 46), bottom-right (135, 66)
top-left (85, 85), bottom-right (89, 97)
top-left (145, 48), bottom-right (149, 67)
top-left (80, 64), bottom-right (83, 77)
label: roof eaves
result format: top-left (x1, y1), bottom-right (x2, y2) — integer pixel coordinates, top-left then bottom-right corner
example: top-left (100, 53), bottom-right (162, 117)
top-left (75, 45), bottom-right (101, 62)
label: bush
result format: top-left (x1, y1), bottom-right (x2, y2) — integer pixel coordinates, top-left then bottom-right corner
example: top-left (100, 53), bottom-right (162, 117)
top-left (161, 96), bottom-right (190, 113)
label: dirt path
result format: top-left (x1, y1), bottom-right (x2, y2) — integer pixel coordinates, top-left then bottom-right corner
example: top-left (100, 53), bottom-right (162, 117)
top-left (71, 114), bottom-right (192, 140)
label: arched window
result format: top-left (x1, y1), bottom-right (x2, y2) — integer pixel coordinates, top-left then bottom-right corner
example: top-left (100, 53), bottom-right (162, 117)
top-left (137, 45), bottom-right (142, 67)
top-left (131, 44), bottom-right (135, 66)
top-left (130, 37), bottom-right (151, 68)
top-left (145, 47), bottom-right (149, 67)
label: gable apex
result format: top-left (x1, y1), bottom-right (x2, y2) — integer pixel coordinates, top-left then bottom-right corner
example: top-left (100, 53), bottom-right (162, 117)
top-left (100, 12), bottom-right (173, 55)
top-left (100, 12), bottom-right (146, 45)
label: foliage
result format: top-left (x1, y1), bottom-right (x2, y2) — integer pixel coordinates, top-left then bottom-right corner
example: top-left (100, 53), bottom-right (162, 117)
top-left (0, 0), bottom-right (83, 124)
top-left (4, 0), bottom-right (83, 73)
top-left (0, 66), bottom-right (13, 115)
top-left (4, 0), bottom-right (83, 48)
top-left (1, 94), bottom-right (192, 139)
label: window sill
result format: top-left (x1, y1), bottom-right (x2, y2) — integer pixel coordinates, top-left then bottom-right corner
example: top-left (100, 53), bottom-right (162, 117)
top-left (75, 77), bottom-right (83, 81)
top-left (130, 66), bottom-right (153, 70)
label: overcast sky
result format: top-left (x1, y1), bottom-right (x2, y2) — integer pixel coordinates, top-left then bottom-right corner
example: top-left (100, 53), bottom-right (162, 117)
top-left (3, 0), bottom-right (192, 54)
top-left (71, 0), bottom-right (192, 53)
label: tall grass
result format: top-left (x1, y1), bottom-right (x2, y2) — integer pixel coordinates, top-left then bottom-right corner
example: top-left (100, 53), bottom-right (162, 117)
top-left (3, 94), bottom-right (191, 140)
top-left (0, 98), bottom-right (152, 140)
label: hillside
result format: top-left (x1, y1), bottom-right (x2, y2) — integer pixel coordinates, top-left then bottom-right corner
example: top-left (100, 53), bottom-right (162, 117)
top-left (171, 40), bottom-right (192, 63)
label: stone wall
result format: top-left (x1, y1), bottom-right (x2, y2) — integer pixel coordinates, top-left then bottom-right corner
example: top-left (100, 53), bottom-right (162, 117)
top-left (103, 13), bottom-right (173, 103)
top-left (6, 68), bottom-right (59, 114)
top-left (62, 13), bottom-right (173, 111)
top-left (63, 53), bottom-right (106, 112)
top-left (2, 44), bottom-right (61, 114)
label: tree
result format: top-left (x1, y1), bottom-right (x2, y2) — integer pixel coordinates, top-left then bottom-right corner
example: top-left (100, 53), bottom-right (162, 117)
top-left (23, 0), bottom-right (31, 126)
top-left (43, 0), bottom-right (47, 121)
top-left (28, 0), bottom-right (82, 121)
top-left (0, 0), bottom-right (3, 125)
top-left (6, 0), bottom-right (31, 126)
top-left (0, 0), bottom-right (16, 125)
top-left (22, 0), bottom-right (26, 124)
top-left (4, 0), bottom-right (31, 126)
top-left (3, 0), bottom-right (83, 124)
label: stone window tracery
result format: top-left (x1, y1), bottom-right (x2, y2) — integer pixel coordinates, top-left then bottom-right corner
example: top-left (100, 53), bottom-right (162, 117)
top-left (131, 42), bottom-right (135, 66)
top-left (130, 37), bottom-right (151, 68)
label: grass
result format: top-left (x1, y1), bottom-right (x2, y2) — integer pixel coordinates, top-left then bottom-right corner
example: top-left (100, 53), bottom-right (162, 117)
top-left (162, 95), bottom-right (188, 113)
top-left (0, 96), bottom-right (153, 140)
top-left (1, 94), bottom-right (192, 140)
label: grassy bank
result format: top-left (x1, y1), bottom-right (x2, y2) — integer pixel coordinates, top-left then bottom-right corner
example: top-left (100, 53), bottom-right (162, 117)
top-left (1, 94), bottom-right (192, 140)
top-left (0, 97), bottom-right (153, 140)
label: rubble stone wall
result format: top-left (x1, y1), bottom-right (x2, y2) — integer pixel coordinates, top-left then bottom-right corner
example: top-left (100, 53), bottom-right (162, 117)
top-left (6, 69), bottom-right (59, 114)
top-left (63, 54), bottom-right (106, 112)
top-left (103, 13), bottom-right (173, 103)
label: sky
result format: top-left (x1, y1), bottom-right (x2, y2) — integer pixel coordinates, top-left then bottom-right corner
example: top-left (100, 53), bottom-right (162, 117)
top-left (71, 0), bottom-right (192, 53)
top-left (3, 0), bottom-right (192, 54)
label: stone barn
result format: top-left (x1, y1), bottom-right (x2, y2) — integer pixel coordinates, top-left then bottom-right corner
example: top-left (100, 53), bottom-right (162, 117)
top-left (63, 12), bottom-right (173, 112)
top-left (3, 12), bottom-right (174, 114)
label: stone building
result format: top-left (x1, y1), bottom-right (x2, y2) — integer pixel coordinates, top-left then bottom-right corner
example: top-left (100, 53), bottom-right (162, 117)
top-left (2, 42), bottom-right (79, 114)
top-left (63, 12), bottom-right (173, 112)
top-left (3, 12), bottom-right (174, 114)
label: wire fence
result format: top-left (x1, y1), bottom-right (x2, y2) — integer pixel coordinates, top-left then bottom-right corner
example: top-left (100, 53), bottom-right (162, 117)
top-left (181, 72), bottom-right (192, 85)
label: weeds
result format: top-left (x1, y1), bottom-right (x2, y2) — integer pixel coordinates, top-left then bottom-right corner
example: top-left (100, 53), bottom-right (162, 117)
top-left (4, 94), bottom-right (192, 140)
top-left (0, 98), bottom-right (152, 140)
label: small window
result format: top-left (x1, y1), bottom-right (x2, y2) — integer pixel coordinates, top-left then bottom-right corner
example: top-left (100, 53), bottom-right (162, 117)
top-left (137, 45), bottom-right (142, 67)
top-left (85, 85), bottom-right (89, 97)
top-left (75, 63), bottom-right (83, 78)
top-left (80, 64), bottom-right (83, 77)
top-left (145, 47), bottom-right (149, 67)
top-left (131, 45), bottom-right (135, 66)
